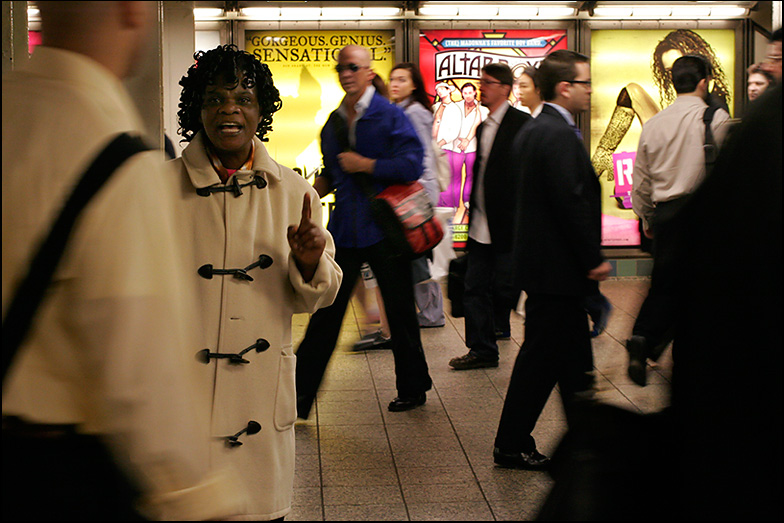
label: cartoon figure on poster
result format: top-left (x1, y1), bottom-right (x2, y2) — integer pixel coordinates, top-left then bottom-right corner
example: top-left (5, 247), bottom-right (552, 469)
top-left (433, 82), bottom-right (488, 209)
top-left (420, 29), bottom-right (568, 249)
top-left (592, 29), bottom-right (732, 200)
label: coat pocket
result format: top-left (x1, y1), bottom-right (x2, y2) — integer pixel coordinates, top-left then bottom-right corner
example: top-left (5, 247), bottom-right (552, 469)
top-left (273, 352), bottom-right (297, 431)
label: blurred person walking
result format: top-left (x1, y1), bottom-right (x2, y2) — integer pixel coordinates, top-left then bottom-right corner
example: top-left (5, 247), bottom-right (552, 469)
top-left (493, 50), bottom-right (611, 469)
top-left (389, 62), bottom-right (446, 329)
top-left (295, 45), bottom-right (433, 417)
top-left (626, 55), bottom-right (731, 386)
top-left (2, 2), bottom-right (247, 520)
top-left (746, 62), bottom-right (774, 101)
top-left (669, 81), bottom-right (781, 521)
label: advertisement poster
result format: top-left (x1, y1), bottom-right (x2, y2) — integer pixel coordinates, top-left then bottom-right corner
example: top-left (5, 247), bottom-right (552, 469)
top-left (590, 28), bottom-right (735, 246)
top-left (419, 29), bottom-right (568, 249)
top-left (245, 30), bottom-right (395, 224)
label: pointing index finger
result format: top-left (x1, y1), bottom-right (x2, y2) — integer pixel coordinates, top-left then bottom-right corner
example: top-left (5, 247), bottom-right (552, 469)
top-left (300, 192), bottom-right (312, 227)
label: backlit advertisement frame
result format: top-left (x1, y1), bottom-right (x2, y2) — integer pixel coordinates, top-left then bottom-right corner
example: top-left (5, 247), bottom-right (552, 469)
top-left (245, 30), bottom-right (396, 176)
top-left (418, 28), bottom-right (568, 249)
top-left (589, 28), bottom-right (736, 247)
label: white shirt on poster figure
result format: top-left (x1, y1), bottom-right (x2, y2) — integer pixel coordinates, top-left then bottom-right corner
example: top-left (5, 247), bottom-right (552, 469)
top-left (432, 82), bottom-right (461, 150)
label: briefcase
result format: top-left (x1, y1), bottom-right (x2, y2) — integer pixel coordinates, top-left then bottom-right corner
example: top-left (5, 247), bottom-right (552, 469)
top-left (447, 255), bottom-right (468, 318)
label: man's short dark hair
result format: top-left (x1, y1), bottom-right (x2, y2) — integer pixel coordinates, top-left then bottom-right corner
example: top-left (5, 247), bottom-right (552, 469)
top-left (482, 63), bottom-right (514, 87)
top-left (177, 44), bottom-right (281, 143)
top-left (537, 50), bottom-right (589, 101)
top-left (771, 27), bottom-right (782, 43)
top-left (671, 55), bottom-right (712, 94)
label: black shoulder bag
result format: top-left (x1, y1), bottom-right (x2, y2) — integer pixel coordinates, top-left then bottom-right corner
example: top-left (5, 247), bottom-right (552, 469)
top-left (2, 133), bottom-right (151, 383)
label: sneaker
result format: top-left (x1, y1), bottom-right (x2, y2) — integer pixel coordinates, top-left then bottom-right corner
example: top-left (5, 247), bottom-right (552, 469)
top-left (352, 330), bottom-right (392, 351)
top-left (493, 447), bottom-right (550, 470)
top-left (448, 352), bottom-right (499, 370)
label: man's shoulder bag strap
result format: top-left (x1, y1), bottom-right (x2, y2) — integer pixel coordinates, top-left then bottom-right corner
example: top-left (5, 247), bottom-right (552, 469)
top-left (703, 104), bottom-right (720, 172)
top-left (2, 133), bottom-right (152, 383)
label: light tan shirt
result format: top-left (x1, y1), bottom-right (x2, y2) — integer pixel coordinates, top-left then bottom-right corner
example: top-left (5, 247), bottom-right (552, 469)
top-left (2, 46), bottom-right (247, 520)
top-left (632, 95), bottom-right (731, 229)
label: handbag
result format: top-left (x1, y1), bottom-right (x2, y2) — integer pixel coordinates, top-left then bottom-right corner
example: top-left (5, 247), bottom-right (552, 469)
top-left (447, 255), bottom-right (468, 318)
top-left (371, 180), bottom-right (445, 258)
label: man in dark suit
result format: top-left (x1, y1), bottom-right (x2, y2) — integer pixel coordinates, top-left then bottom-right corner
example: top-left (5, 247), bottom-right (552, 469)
top-left (493, 50), bottom-right (611, 468)
top-left (448, 63), bottom-right (532, 370)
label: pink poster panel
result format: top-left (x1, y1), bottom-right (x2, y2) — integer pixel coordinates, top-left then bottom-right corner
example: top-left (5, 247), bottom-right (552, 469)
top-left (419, 29), bottom-right (567, 249)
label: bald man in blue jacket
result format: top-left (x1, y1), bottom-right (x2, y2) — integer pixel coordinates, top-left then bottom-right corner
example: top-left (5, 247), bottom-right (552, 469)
top-left (296, 45), bottom-right (433, 418)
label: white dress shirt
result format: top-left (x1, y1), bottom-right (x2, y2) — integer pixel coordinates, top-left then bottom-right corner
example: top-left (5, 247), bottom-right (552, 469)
top-left (338, 84), bottom-right (376, 149)
top-left (632, 95), bottom-right (731, 229)
top-left (469, 102), bottom-right (510, 244)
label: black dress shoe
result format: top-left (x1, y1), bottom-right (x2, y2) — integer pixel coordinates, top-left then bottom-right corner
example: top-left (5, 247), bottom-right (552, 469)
top-left (352, 330), bottom-right (392, 351)
top-left (296, 394), bottom-right (314, 420)
top-left (493, 447), bottom-right (550, 470)
top-left (626, 335), bottom-right (648, 387)
top-left (495, 330), bottom-right (511, 340)
top-left (387, 393), bottom-right (426, 412)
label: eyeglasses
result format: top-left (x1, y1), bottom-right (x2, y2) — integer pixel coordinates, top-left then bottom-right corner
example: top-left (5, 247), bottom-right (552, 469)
top-left (335, 63), bottom-right (369, 73)
top-left (567, 80), bottom-right (592, 86)
top-left (479, 78), bottom-right (503, 86)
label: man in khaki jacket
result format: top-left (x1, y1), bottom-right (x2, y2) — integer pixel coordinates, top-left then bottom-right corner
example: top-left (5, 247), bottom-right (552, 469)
top-left (2, 2), bottom-right (247, 519)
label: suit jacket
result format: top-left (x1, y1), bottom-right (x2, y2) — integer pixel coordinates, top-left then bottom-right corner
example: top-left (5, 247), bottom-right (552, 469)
top-left (510, 103), bottom-right (603, 296)
top-left (468, 105), bottom-right (532, 253)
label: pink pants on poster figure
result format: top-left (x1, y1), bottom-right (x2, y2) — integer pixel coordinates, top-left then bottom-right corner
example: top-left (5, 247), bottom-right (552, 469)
top-left (438, 150), bottom-right (476, 208)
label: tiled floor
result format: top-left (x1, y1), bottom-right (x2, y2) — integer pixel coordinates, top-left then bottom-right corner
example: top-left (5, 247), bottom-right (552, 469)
top-left (289, 277), bottom-right (671, 521)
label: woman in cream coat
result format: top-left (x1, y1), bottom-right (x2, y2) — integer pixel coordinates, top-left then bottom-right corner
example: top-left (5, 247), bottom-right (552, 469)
top-left (169, 45), bottom-right (342, 520)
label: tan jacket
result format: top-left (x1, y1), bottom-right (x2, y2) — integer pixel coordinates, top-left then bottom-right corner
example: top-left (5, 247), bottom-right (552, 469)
top-left (168, 132), bottom-right (342, 519)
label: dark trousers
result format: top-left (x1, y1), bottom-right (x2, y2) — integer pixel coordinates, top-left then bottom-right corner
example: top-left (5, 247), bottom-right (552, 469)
top-left (494, 293), bottom-right (594, 453)
top-left (463, 239), bottom-right (514, 361)
top-left (2, 428), bottom-right (146, 521)
top-left (296, 240), bottom-right (432, 414)
top-left (632, 198), bottom-right (689, 352)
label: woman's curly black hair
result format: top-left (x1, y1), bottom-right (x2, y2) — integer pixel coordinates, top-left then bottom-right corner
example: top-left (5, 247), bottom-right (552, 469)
top-left (177, 44), bottom-right (282, 143)
top-left (651, 29), bottom-right (731, 109)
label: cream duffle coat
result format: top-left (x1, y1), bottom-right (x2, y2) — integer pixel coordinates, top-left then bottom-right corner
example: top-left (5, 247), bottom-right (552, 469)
top-left (168, 132), bottom-right (342, 519)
